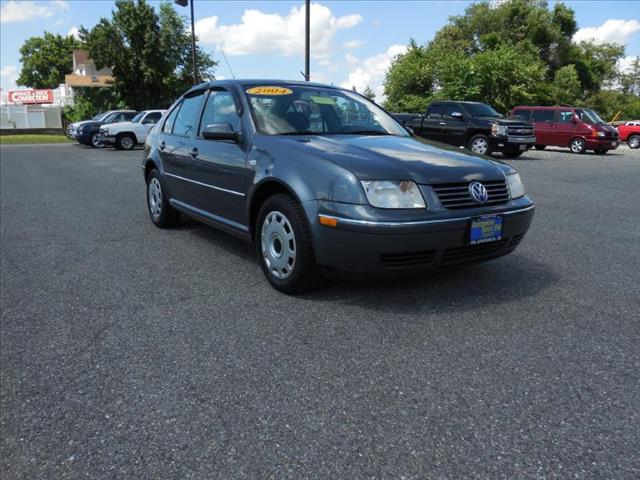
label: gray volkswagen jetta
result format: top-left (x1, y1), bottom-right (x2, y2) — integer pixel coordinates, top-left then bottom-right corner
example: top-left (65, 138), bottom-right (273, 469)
top-left (143, 80), bottom-right (534, 293)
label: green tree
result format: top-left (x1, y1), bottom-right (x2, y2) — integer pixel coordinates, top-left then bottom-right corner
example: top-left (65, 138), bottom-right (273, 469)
top-left (550, 64), bottom-right (581, 105)
top-left (82, 0), bottom-right (216, 110)
top-left (619, 57), bottom-right (640, 96)
top-left (17, 32), bottom-right (81, 88)
top-left (363, 85), bottom-right (376, 101)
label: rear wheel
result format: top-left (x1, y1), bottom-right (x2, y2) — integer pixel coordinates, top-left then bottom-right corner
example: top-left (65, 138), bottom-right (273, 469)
top-left (116, 133), bottom-right (136, 150)
top-left (256, 194), bottom-right (320, 294)
top-left (569, 137), bottom-right (586, 154)
top-left (502, 151), bottom-right (523, 158)
top-left (468, 134), bottom-right (491, 156)
top-left (146, 169), bottom-right (180, 228)
top-left (534, 144), bottom-right (546, 150)
top-left (628, 134), bottom-right (640, 149)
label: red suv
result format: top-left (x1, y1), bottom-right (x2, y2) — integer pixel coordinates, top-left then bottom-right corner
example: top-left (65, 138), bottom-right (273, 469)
top-left (511, 106), bottom-right (619, 154)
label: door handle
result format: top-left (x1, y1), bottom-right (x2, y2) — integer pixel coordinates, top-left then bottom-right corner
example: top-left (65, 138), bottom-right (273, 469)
top-left (189, 147), bottom-right (199, 158)
top-left (159, 141), bottom-right (166, 151)
top-left (439, 122), bottom-right (447, 125)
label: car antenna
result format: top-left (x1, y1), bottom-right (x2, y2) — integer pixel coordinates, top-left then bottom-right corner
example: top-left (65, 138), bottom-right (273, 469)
top-left (220, 49), bottom-right (236, 79)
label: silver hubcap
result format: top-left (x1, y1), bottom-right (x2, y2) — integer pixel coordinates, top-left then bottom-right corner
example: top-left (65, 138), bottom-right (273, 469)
top-left (629, 136), bottom-right (639, 148)
top-left (471, 138), bottom-right (488, 154)
top-left (571, 139), bottom-right (583, 153)
top-left (261, 211), bottom-right (296, 279)
top-left (121, 136), bottom-right (134, 149)
top-left (148, 178), bottom-right (162, 219)
top-left (92, 134), bottom-right (103, 148)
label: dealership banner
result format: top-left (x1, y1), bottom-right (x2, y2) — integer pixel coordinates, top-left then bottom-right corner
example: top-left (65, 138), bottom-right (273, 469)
top-left (7, 89), bottom-right (54, 104)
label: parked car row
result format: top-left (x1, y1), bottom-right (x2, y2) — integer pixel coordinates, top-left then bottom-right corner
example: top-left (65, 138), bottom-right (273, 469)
top-left (394, 102), bottom-right (637, 155)
top-left (66, 109), bottom-right (165, 150)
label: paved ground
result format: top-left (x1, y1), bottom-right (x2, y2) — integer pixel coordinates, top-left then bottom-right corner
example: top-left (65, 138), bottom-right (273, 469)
top-left (1, 143), bottom-right (639, 479)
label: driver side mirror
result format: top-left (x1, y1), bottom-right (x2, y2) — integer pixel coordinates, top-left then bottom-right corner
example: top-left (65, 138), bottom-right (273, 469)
top-left (451, 111), bottom-right (464, 121)
top-left (202, 123), bottom-right (239, 142)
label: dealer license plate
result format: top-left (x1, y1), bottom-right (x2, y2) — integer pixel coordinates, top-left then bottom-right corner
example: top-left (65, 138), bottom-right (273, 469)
top-left (469, 215), bottom-right (503, 245)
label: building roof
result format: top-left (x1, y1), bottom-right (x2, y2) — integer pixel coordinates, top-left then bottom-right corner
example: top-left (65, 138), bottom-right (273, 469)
top-left (65, 74), bottom-right (115, 88)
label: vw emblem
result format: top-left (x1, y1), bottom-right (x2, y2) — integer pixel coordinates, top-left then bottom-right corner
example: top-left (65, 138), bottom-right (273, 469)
top-left (469, 181), bottom-right (488, 203)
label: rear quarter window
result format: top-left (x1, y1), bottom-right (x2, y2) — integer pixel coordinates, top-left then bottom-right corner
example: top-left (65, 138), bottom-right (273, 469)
top-left (532, 110), bottom-right (555, 122)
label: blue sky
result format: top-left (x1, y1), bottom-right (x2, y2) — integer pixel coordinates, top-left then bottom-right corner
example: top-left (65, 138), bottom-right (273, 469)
top-left (1, 0), bottom-right (639, 98)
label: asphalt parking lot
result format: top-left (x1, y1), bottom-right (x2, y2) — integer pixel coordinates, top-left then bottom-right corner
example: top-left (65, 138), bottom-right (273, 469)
top-left (1, 143), bottom-right (639, 479)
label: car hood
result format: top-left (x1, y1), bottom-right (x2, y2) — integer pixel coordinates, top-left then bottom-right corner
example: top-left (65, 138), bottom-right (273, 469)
top-left (478, 116), bottom-right (531, 126)
top-left (71, 120), bottom-right (98, 129)
top-left (274, 135), bottom-right (513, 184)
top-left (102, 121), bottom-right (134, 129)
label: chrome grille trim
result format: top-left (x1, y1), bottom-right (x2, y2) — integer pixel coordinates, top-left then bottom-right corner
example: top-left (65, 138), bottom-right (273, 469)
top-left (432, 180), bottom-right (510, 209)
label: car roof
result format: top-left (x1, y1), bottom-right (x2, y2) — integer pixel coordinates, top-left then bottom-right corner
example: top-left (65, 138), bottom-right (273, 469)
top-left (183, 79), bottom-right (349, 96)
top-left (512, 106), bottom-right (577, 110)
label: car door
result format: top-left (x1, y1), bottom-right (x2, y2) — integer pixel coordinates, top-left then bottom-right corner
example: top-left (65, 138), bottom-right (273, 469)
top-left (440, 104), bottom-right (467, 146)
top-left (531, 109), bottom-right (555, 146)
top-left (138, 111), bottom-right (163, 143)
top-left (157, 92), bottom-right (206, 205)
top-left (552, 110), bottom-right (578, 147)
top-left (188, 88), bottom-right (248, 228)
top-left (420, 104), bottom-right (447, 142)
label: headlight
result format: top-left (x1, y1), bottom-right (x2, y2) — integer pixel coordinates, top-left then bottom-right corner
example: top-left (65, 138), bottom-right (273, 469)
top-left (361, 180), bottom-right (426, 209)
top-left (491, 123), bottom-right (508, 136)
top-left (506, 173), bottom-right (525, 199)
top-left (596, 131), bottom-right (606, 138)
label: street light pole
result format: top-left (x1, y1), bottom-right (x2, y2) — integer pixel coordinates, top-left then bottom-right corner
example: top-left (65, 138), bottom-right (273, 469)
top-left (304, 0), bottom-right (310, 81)
top-left (175, 0), bottom-right (198, 85)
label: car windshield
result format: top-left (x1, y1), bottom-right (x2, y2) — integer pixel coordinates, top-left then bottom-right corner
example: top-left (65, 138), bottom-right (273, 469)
top-left (244, 85), bottom-right (408, 136)
top-left (92, 112), bottom-right (107, 121)
top-left (576, 109), bottom-right (605, 125)
top-left (131, 112), bottom-right (145, 123)
top-left (464, 103), bottom-right (502, 118)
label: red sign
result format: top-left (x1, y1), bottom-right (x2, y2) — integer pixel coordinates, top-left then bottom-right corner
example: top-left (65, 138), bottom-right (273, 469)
top-left (8, 89), bottom-right (54, 104)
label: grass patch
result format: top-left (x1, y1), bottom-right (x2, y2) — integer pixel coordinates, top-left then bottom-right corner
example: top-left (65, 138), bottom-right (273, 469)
top-left (0, 134), bottom-right (73, 145)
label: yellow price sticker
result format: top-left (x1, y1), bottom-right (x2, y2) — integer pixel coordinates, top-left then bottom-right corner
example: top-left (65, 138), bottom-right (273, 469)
top-left (246, 86), bottom-right (293, 96)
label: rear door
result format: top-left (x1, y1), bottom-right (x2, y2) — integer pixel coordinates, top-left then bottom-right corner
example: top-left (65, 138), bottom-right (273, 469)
top-left (531, 109), bottom-right (555, 146)
top-left (188, 88), bottom-right (248, 229)
top-left (157, 91), bottom-right (206, 205)
top-left (552, 109), bottom-right (578, 147)
top-left (420, 104), bottom-right (447, 142)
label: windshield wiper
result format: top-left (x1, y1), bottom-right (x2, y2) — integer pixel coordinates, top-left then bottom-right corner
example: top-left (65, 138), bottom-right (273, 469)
top-left (344, 130), bottom-right (391, 136)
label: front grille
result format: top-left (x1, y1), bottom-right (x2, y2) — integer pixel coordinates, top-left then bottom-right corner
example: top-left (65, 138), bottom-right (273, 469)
top-left (432, 180), bottom-right (510, 209)
top-left (507, 125), bottom-right (534, 136)
top-left (380, 250), bottom-right (436, 269)
top-left (442, 239), bottom-right (509, 265)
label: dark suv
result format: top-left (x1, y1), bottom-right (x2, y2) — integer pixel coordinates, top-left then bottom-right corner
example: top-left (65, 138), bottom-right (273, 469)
top-left (396, 102), bottom-right (536, 158)
top-left (144, 80), bottom-right (534, 294)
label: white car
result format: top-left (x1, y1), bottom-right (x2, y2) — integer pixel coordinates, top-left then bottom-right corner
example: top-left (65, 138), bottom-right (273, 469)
top-left (99, 110), bottom-right (166, 150)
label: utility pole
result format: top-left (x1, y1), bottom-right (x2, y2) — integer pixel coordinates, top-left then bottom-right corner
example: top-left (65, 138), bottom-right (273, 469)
top-left (175, 0), bottom-right (198, 85)
top-left (304, 0), bottom-right (310, 81)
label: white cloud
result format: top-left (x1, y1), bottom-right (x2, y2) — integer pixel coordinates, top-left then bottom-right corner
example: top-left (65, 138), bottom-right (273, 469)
top-left (0, 1), bottom-right (67, 23)
top-left (1, 65), bottom-right (19, 90)
top-left (618, 56), bottom-right (638, 73)
top-left (345, 53), bottom-right (359, 65)
top-left (195, 3), bottom-right (362, 59)
top-left (574, 19), bottom-right (640, 46)
top-left (340, 44), bottom-right (407, 100)
top-left (68, 26), bottom-right (81, 40)
top-left (343, 39), bottom-right (365, 49)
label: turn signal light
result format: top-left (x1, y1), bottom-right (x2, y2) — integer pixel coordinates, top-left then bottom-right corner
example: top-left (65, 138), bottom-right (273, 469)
top-left (318, 215), bottom-right (337, 227)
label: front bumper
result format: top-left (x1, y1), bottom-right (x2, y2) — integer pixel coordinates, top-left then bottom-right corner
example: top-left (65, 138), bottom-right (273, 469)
top-left (490, 135), bottom-right (536, 152)
top-left (585, 138), bottom-right (619, 150)
top-left (305, 199), bottom-right (535, 274)
top-left (99, 133), bottom-right (116, 145)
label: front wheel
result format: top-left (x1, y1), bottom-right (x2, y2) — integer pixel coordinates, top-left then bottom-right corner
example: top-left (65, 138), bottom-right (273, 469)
top-left (628, 134), bottom-right (640, 149)
top-left (117, 133), bottom-right (136, 150)
top-left (256, 194), bottom-right (320, 294)
top-left (569, 137), bottom-right (586, 154)
top-left (468, 134), bottom-right (491, 156)
top-left (90, 132), bottom-right (104, 148)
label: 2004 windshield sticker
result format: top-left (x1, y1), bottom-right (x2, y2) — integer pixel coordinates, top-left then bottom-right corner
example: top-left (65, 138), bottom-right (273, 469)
top-left (246, 86), bottom-right (293, 96)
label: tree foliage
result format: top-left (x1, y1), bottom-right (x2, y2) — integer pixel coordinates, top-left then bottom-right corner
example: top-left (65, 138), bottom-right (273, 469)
top-left (82, 0), bottom-right (216, 110)
top-left (384, 0), bottom-right (636, 118)
top-left (363, 86), bottom-right (376, 101)
top-left (17, 32), bottom-right (81, 88)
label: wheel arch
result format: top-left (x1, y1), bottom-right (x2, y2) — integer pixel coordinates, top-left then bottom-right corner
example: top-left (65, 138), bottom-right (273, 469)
top-left (248, 179), bottom-right (303, 242)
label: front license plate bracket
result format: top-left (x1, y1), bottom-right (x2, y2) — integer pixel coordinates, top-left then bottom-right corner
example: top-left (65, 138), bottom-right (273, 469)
top-left (469, 214), bottom-right (503, 245)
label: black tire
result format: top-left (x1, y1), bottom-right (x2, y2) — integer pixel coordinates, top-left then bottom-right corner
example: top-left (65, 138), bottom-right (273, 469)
top-left (534, 144), bottom-right (546, 150)
top-left (146, 169), bottom-right (180, 228)
top-left (116, 133), bottom-right (136, 151)
top-left (594, 148), bottom-right (608, 155)
top-left (467, 134), bottom-right (491, 156)
top-left (502, 151), bottom-right (523, 158)
top-left (569, 137), bottom-right (586, 154)
top-left (627, 134), bottom-right (640, 149)
top-left (90, 132), bottom-right (104, 148)
top-left (255, 194), bottom-right (321, 294)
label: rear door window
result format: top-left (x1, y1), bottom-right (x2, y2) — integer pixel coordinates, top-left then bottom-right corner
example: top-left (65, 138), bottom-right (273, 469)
top-left (172, 92), bottom-right (205, 137)
top-left (532, 110), bottom-right (555, 122)
top-left (426, 105), bottom-right (443, 119)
